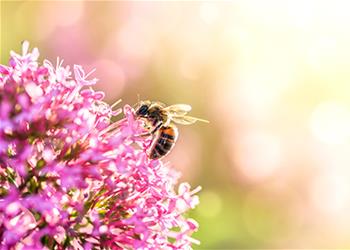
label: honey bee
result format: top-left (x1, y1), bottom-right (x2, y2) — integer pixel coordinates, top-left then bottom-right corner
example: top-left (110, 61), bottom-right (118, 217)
top-left (135, 100), bottom-right (209, 159)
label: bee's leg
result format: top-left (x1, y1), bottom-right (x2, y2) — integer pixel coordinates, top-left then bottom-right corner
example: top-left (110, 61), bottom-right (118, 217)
top-left (137, 122), bottom-right (163, 138)
top-left (151, 122), bottom-right (163, 134)
top-left (137, 132), bottom-right (152, 138)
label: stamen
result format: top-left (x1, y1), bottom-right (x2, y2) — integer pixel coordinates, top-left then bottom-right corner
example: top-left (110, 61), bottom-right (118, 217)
top-left (111, 99), bottom-right (122, 110)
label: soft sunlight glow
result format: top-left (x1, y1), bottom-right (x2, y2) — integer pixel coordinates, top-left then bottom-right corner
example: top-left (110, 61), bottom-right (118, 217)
top-left (116, 19), bottom-right (154, 61)
top-left (232, 131), bottom-right (282, 182)
top-left (310, 172), bottom-right (350, 217)
top-left (37, 1), bottom-right (83, 39)
top-left (310, 102), bottom-right (350, 145)
top-left (199, 2), bottom-right (220, 24)
top-left (6, 0), bottom-right (350, 247)
top-left (89, 59), bottom-right (126, 102)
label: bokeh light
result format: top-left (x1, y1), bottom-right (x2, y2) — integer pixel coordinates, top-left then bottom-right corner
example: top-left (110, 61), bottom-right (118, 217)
top-left (197, 190), bottom-right (222, 218)
top-left (310, 101), bottom-right (350, 145)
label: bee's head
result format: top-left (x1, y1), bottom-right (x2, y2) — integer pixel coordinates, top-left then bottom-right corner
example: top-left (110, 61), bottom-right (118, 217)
top-left (135, 101), bottom-right (152, 117)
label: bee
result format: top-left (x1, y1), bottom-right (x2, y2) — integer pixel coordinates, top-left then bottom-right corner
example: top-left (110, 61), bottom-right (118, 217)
top-left (135, 100), bottom-right (209, 159)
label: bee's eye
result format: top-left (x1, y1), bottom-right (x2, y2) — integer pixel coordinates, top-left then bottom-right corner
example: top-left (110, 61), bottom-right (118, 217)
top-left (137, 104), bottom-right (149, 116)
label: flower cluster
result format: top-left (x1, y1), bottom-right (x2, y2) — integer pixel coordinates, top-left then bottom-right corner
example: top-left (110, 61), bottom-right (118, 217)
top-left (0, 42), bottom-right (200, 249)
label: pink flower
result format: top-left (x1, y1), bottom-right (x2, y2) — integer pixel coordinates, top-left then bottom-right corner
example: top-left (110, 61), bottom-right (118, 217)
top-left (0, 42), bottom-right (200, 249)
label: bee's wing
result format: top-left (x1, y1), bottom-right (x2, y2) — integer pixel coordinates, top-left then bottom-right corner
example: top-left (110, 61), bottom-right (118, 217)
top-left (171, 115), bottom-right (209, 125)
top-left (164, 104), bottom-right (192, 116)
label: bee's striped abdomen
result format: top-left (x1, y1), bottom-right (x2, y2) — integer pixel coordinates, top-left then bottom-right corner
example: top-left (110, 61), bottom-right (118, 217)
top-left (149, 126), bottom-right (178, 159)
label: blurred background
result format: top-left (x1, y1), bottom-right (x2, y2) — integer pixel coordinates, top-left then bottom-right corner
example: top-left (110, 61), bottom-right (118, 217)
top-left (3, 1), bottom-right (350, 248)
